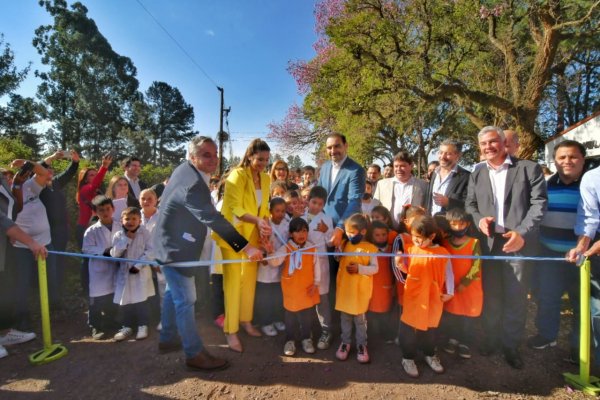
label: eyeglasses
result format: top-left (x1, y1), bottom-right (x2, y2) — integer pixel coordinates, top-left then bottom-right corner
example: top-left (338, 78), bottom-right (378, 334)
top-left (275, 167), bottom-right (287, 171)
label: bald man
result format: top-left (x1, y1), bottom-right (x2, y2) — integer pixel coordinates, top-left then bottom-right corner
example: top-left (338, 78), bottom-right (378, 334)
top-left (504, 130), bottom-right (520, 157)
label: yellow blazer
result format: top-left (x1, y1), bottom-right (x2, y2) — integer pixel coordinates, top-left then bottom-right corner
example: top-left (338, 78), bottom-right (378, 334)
top-left (213, 166), bottom-right (271, 250)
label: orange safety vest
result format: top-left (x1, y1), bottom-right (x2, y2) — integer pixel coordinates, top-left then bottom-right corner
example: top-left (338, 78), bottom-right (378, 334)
top-left (401, 244), bottom-right (449, 331)
top-left (369, 244), bottom-right (394, 313)
top-left (335, 241), bottom-right (378, 315)
top-left (442, 237), bottom-right (483, 317)
top-left (280, 245), bottom-right (320, 312)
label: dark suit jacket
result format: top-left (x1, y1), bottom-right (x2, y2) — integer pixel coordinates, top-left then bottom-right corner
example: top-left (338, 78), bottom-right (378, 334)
top-left (317, 157), bottom-right (365, 229)
top-left (153, 161), bottom-right (248, 276)
top-left (126, 179), bottom-right (148, 207)
top-left (425, 165), bottom-right (471, 214)
top-left (465, 156), bottom-right (547, 255)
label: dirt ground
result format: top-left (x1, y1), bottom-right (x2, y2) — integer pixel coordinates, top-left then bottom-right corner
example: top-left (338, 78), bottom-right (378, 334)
top-left (0, 290), bottom-right (592, 400)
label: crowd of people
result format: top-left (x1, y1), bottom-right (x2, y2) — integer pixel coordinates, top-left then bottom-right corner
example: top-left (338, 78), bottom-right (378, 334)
top-left (1, 127), bottom-right (600, 380)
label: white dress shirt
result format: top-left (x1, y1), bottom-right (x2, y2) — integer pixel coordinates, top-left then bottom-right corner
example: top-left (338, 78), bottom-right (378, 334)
top-left (391, 176), bottom-right (415, 224)
top-left (486, 156), bottom-right (512, 233)
top-left (330, 156), bottom-right (347, 186)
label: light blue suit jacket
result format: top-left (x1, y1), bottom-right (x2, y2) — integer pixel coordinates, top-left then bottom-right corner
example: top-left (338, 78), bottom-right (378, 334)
top-left (318, 157), bottom-right (365, 229)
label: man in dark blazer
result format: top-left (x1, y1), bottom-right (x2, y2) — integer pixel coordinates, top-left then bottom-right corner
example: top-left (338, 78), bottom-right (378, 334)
top-left (317, 133), bottom-right (365, 247)
top-left (154, 136), bottom-right (262, 372)
top-left (465, 126), bottom-right (547, 369)
top-left (425, 140), bottom-right (470, 215)
top-left (123, 156), bottom-right (147, 207)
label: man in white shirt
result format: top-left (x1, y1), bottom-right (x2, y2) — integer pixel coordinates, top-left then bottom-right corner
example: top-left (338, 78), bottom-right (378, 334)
top-left (373, 150), bottom-right (427, 227)
top-left (465, 126), bottom-right (547, 369)
top-left (425, 140), bottom-right (470, 216)
top-left (123, 156), bottom-right (147, 207)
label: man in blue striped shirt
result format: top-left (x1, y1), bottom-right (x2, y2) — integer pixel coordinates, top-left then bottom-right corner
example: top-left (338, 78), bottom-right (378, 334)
top-left (529, 140), bottom-right (587, 358)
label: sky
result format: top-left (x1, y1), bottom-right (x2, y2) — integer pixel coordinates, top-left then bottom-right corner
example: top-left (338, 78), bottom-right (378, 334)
top-left (0, 0), bottom-right (318, 162)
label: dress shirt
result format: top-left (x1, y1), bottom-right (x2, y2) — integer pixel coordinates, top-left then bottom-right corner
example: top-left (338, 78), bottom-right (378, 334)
top-left (430, 166), bottom-right (457, 215)
top-left (392, 176), bottom-right (415, 224)
top-left (575, 166), bottom-right (600, 239)
top-left (331, 155), bottom-right (347, 186)
top-left (486, 156), bottom-right (512, 233)
top-left (126, 174), bottom-right (141, 199)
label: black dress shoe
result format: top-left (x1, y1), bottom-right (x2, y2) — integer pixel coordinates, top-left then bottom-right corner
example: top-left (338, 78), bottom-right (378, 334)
top-left (186, 350), bottom-right (229, 371)
top-left (158, 339), bottom-right (182, 354)
top-left (503, 347), bottom-right (524, 369)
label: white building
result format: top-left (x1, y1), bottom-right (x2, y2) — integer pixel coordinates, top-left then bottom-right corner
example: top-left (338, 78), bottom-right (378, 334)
top-left (544, 111), bottom-right (600, 171)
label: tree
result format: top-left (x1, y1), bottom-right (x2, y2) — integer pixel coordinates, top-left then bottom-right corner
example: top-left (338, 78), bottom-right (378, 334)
top-left (281, 0), bottom-right (600, 160)
top-left (0, 35), bottom-right (29, 97)
top-left (0, 137), bottom-right (34, 167)
top-left (33, 0), bottom-right (140, 160)
top-left (140, 81), bottom-right (195, 165)
top-left (0, 94), bottom-right (43, 156)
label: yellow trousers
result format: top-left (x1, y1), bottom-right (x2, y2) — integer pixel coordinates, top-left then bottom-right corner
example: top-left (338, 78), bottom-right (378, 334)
top-left (221, 247), bottom-right (258, 334)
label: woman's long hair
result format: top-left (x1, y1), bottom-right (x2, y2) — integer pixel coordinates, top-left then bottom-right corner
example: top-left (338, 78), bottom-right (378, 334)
top-left (238, 139), bottom-right (270, 168)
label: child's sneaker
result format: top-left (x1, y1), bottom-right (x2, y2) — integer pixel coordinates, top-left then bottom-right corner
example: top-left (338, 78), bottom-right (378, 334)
top-left (91, 328), bottom-right (105, 340)
top-left (114, 327), bottom-right (133, 341)
top-left (458, 344), bottom-right (471, 359)
top-left (136, 326), bottom-right (148, 340)
top-left (261, 324), bottom-right (278, 337)
top-left (0, 329), bottom-right (36, 346)
top-left (274, 321), bottom-right (286, 331)
top-left (284, 340), bottom-right (296, 356)
top-left (317, 331), bottom-right (332, 350)
top-left (302, 338), bottom-right (315, 354)
top-left (443, 338), bottom-right (458, 354)
top-left (356, 344), bottom-right (370, 363)
top-left (424, 355), bottom-right (444, 373)
top-left (0, 345), bottom-right (8, 359)
top-left (402, 358), bottom-right (419, 378)
top-left (336, 343), bottom-right (350, 361)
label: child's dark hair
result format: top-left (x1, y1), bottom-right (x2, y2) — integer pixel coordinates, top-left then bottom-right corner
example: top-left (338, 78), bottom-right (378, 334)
top-left (269, 197), bottom-right (286, 211)
top-left (410, 215), bottom-right (438, 242)
top-left (345, 213), bottom-right (369, 232)
top-left (308, 185), bottom-right (327, 201)
top-left (368, 220), bottom-right (389, 242)
top-left (283, 189), bottom-right (300, 202)
top-left (371, 205), bottom-right (394, 230)
top-left (445, 208), bottom-right (471, 223)
top-left (433, 213), bottom-right (451, 239)
top-left (121, 206), bottom-right (142, 218)
top-left (91, 195), bottom-right (114, 211)
top-left (289, 217), bottom-right (309, 233)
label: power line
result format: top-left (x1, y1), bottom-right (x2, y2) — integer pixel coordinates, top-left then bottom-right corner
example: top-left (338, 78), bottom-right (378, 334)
top-left (134, 0), bottom-right (219, 88)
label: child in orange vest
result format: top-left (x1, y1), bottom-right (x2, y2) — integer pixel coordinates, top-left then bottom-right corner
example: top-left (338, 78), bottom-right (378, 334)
top-left (398, 215), bottom-right (454, 378)
top-left (267, 217), bottom-right (320, 357)
top-left (367, 221), bottom-right (396, 342)
top-left (335, 213), bottom-right (378, 364)
top-left (441, 208), bottom-right (482, 360)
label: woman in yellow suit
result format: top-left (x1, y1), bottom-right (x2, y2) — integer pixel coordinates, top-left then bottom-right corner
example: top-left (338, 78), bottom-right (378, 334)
top-left (214, 139), bottom-right (272, 352)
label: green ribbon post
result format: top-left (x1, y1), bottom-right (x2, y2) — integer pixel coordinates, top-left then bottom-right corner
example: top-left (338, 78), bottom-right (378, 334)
top-left (564, 258), bottom-right (600, 395)
top-left (28, 256), bottom-right (68, 365)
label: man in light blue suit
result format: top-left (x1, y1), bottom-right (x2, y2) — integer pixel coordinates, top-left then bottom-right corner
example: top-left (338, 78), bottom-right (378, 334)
top-left (317, 133), bottom-right (365, 248)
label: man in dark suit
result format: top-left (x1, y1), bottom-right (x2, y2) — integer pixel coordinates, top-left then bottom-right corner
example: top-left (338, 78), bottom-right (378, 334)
top-left (425, 140), bottom-right (470, 215)
top-left (317, 133), bottom-right (365, 247)
top-left (465, 126), bottom-right (547, 369)
top-left (154, 136), bottom-right (262, 371)
top-left (123, 156), bottom-right (147, 207)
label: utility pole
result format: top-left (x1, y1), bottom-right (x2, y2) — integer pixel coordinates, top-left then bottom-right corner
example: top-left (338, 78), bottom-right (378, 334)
top-left (217, 87), bottom-right (230, 177)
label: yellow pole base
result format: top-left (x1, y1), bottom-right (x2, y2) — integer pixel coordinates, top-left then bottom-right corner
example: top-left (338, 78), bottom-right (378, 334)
top-left (29, 343), bottom-right (69, 365)
top-left (564, 373), bottom-right (600, 396)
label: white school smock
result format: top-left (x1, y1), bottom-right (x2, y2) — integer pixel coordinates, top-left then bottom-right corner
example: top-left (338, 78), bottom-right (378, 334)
top-left (83, 220), bottom-right (121, 298)
top-left (303, 211), bottom-right (333, 295)
top-left (111, 226), bottom-right (155, 305)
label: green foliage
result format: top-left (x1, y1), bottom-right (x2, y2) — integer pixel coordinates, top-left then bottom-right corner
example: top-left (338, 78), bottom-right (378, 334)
top-left (33, 0), bottom-right (140, 159)
top-left (0, 137), bottom-right (34, 168)
top-left (0, 34), bottom-right (29, 97)
top-left (300, 0), bottom-right (600, 160)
